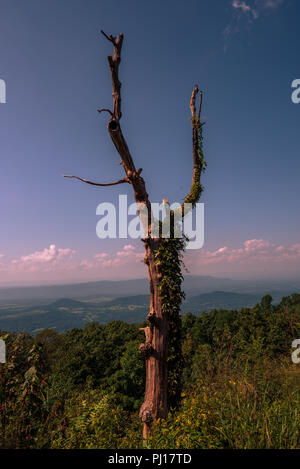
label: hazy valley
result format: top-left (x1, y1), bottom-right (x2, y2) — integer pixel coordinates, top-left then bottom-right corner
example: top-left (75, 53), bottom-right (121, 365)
top-left (0, 275), bottom-right (298, 334)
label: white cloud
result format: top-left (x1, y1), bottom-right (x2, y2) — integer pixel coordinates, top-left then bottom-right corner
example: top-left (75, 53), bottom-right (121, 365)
top-left (231, 0), bottom-right (285, 19)
top-left (232, 1), bottom-right (258, 18)
top-left (9, 244), bottom-right (76, 272)
top-left (224, 0), bottom-right (286, 49)
top-left (17, 244), bottom-right (75, 264)
top-left (232, 0), bottom-right (251, 12)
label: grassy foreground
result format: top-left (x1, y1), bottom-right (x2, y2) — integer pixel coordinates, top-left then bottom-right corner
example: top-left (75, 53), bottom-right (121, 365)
top-left (0, 294), bottom-right (299, 449)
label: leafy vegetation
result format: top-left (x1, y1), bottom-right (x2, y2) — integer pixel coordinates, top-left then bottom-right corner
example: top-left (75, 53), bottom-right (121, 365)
top-left (0, 293), bottom-right (299, 449)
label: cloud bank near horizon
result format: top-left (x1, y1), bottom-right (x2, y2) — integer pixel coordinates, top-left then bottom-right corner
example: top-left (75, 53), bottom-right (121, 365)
top-left (1, 238), bottom-right (300, 285)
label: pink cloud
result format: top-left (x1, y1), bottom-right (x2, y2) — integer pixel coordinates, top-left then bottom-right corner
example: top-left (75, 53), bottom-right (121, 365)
top-left (93, 253), bottom-right (110, 260)
top-left (8, 244), bottom-right (76, 273)
top-left (0, 238), bottom-right (299, 285)
top-left (117, 245), bottom-right (141, 258)
top-left (16, 244), bottom-right (75, 264)
top-left (123, 244), bottom-right (136, 251)
top-left (84, 244), bottom-right (144, 269)
top-left (243, 239), bottom-right (271, 251)
top-left (184, 239), bottom-right (300, 272)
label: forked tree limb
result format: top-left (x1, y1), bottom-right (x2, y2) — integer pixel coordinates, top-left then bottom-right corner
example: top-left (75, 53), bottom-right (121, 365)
top-left (100, 30), bottom-right (117, 45)
top-left (63, 174), bottom-right (129, 186)
top-left (63, 31), bottom-right (206, 443)
top-left (101, 30), bottom-right (124, 121)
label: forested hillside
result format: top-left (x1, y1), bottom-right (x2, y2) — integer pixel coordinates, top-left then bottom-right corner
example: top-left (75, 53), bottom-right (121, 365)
top-left (0, 291), bottom-right (265, 334)
top-left (0, 294), bottom-right (299, 449)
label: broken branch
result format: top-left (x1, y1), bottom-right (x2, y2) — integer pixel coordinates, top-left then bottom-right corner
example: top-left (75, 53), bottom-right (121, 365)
top-left (101, 30), bottom-right (124, 120)
top-left (63, 174), bottom-right (129, 187)
top-left (98, 108), bottom-right (114, 117)
top-left (181, 86), bottom-right (205, 208)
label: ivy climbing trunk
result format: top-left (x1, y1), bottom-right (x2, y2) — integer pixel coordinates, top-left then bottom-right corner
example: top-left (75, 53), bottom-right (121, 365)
top-left (139, 238), bottom-right (166, 439)
top-left (139, 235), bottom-right (186, 439)
top-left (64, 31), bottom-right (206, 442)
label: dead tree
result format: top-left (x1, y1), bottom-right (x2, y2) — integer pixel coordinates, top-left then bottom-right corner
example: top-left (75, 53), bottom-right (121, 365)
top-left (64, 31), bottom-right (206, 440)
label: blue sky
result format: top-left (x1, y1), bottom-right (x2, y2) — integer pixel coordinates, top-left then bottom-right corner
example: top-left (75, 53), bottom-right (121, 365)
top-left (0, 0), bottom-right (299, 285)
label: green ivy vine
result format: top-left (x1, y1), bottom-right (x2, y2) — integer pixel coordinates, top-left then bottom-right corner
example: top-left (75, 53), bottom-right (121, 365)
top-left (153, 116), bottom-right (206, 408)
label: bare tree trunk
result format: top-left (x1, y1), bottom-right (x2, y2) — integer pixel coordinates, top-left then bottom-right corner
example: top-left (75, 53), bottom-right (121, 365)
top-left (138, 238), bottom-right (166, 439)
top-left (64, 31), bottom-right (205, 442)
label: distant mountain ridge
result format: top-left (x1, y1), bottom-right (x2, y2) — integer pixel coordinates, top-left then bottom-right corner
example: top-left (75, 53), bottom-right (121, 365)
top-left (0, 290), bottom-right (289, 335)
top-left (0, 275), bottom-right (298, 304)
top-left (184, 291), bottom-right (261, 313)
